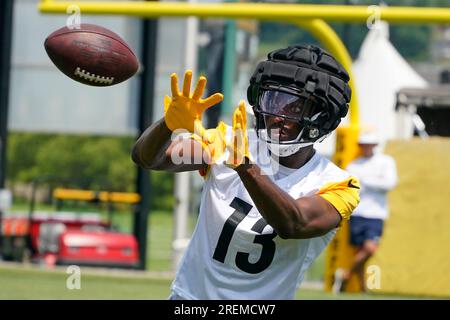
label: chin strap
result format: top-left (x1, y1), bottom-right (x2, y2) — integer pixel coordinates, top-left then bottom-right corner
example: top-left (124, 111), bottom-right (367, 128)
top-left (261, 132), bottom-right (331, 157)
top-left (266, 142), bottom-right (311, 157)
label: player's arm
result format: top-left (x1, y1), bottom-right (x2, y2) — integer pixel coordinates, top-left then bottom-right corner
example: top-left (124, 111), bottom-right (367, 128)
top-left (226, 103), bottom-right (359, 239)
top-left (131, 118), bottom-right (208, 172)
top-left (236, 165), bottom-right (359, 239)
top-left (132, 71), bottom-right (223, 172)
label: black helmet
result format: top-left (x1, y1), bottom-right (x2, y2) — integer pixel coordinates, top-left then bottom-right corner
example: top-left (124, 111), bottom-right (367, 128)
top-left (247, 44), bottom-right (351, 148)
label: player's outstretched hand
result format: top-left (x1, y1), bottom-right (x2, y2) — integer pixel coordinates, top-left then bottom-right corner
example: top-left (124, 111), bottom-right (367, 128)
top-left (164, 70), bottom-right (223, 142)
top-left (225, 101), bottom-right (254, 169)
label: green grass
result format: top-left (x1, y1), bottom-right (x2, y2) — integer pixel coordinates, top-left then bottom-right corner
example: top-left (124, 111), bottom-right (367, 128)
top-left (147, 210), bottom-right (175, 271)
top-left (0, 265), bottom-right (171, 300)
top-left (0, 264), bottom-right (430, 300)
top-left (295, 288), bottom-right (423, 300)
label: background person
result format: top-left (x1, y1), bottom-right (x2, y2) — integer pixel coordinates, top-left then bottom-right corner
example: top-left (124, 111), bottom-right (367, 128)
top-left (337, 130), bottom-right (398, 292)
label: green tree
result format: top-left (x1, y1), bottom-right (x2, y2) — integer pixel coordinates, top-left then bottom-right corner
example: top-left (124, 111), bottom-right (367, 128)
top-left (6, 133), bottom-right (53, 183)
top-left (7, 133), bottom-right (174, 211)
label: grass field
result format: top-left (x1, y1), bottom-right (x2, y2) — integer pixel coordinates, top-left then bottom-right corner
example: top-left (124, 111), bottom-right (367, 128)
top-left (0, 264), bottom-right (427, 300)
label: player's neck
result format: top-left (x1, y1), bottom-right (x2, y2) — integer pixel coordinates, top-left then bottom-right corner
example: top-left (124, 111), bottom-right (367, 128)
top-left (277, 146), bottom-right (316, 169)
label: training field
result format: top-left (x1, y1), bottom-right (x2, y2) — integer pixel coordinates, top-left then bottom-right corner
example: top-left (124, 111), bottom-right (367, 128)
top-left (0, 264), bottom-right (428, 300)
top-left (2, 207), bottom-right (436, 300)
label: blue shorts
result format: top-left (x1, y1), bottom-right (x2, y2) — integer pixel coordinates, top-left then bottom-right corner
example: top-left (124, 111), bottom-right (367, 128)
top-left (349, 216), bottom-right (384, 246)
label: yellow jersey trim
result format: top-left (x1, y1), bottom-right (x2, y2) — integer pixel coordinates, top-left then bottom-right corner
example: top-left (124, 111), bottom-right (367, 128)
top-left (317, 176), bottom-right (360, 221)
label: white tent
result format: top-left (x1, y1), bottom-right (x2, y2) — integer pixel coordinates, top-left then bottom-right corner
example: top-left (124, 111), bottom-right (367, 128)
top-left (352, 21), bottom-right (428, 142)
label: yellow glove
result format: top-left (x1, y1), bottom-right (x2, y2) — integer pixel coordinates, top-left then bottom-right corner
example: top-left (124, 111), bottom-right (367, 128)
top-left (164, 70), bottom-right (223, 143)
top-left (225, 101), bottom-right (254, 169)
top-left (191, 121), bottom-right (228, 165)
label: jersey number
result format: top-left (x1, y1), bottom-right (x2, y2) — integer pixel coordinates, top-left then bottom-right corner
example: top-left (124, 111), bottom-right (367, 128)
top-left (212, 197), bottom-right (277, 274)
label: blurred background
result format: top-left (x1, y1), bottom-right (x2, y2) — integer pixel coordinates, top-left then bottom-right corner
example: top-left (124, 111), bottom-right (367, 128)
top-left (0, 0), bottom-right (449, 299)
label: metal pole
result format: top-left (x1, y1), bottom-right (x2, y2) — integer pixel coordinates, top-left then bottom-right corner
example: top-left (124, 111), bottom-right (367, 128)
top-left (0, 0), bottom-right (14, 260)
top-left (38, 2), bottom-right (450, 24)
top-left (134, 16), bottom-right (158, 270)
top-left (172, 172), bottom-right (190, 270)
top-left (172, 0), bottom-right (198, 271)
top-left (222, 18), bottom-right (236, 116)
top-left (0, 0), bottom-right (14, 189)
top-left (204, 21), bottom-right (225, 128)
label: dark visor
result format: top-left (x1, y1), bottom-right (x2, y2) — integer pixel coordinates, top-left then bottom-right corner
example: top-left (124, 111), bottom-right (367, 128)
top-left (258, 89), bottom-right (322, 119)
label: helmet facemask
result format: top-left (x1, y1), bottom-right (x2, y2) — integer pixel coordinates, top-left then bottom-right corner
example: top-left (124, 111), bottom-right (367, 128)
top-left (254, 83), bottom-right (329, 157)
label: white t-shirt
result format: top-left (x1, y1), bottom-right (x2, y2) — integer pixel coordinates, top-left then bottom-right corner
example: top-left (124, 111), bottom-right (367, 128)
top-left (346, 153), bottom-right (397, 220)
top-left (170, 129), bottom-right (358, 300)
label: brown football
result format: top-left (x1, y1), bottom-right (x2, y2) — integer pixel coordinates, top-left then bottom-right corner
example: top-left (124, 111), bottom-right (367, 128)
top-left (44, 24), bottom-right (139, 87)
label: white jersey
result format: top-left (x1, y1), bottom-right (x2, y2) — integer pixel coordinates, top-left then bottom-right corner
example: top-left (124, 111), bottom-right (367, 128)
top-left (171, 130), bottom-right (358, 300)
top-left (346, 153), bottom-right (397, 220)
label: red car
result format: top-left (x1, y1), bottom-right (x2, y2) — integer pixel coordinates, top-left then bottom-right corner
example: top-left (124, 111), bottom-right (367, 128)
top-left (1, 186), bottom-right (140, 269)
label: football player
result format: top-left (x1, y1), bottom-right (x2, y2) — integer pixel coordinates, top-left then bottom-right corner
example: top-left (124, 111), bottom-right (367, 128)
top-left (132, 44), bottom-right (360, 300)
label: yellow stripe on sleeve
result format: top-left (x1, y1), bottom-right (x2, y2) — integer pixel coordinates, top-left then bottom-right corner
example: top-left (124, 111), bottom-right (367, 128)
top-left (317, 176), bottom-right (360, 221)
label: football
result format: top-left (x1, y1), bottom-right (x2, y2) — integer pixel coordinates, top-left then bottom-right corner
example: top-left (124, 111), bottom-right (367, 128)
top-left (44, 24), bottom-right (139, 87)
